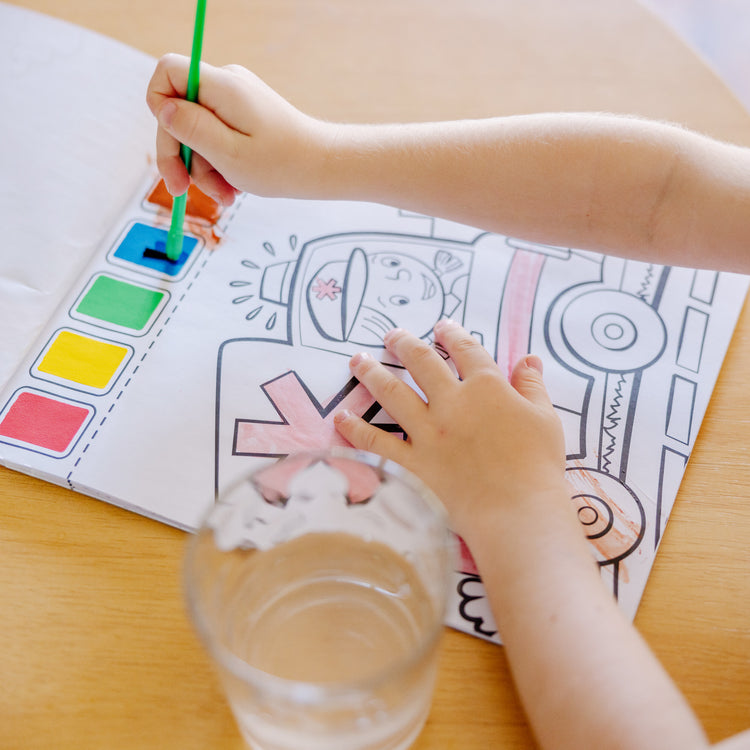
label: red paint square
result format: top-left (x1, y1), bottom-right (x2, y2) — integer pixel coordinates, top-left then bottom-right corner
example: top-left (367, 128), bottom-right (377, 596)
top-left (0, 391), bottom-right (92, 454)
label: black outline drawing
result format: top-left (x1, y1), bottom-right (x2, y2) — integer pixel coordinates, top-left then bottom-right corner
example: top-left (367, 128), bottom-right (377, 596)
top-left (0, 169), bottom-right (742, 643)
top-left (214, 220), bottom-right (734, 640)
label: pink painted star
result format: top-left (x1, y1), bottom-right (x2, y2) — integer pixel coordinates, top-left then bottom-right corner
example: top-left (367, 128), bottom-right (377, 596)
top-left (312, 277), bottom-right (342, 300)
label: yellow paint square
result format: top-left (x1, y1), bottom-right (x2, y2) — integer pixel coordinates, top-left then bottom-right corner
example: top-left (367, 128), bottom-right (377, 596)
top-left (38, 331), bottom-right (128, 389)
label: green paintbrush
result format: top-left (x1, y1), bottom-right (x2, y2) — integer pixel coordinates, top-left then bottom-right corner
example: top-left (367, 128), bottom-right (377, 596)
top-left (165, 0), bottom-right (207, 261)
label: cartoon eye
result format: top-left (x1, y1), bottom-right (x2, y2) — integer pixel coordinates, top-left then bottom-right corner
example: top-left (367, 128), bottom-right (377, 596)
top-left (390, 295), bottom-right (410, 306)
top-left (380, 256), bottom-right (401, 268)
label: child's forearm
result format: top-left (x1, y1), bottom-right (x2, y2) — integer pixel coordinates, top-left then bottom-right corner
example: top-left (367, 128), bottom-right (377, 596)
top-left (465, 494), bottom-right (708, 750)
top-left (335, 322), bottom-right (711, 749)
top-left (150, 58), bottom-right (750, 271)
top-left (315, 114), bottom-right (750, 271)
top-left (149, 58), bottom-right (750, 272)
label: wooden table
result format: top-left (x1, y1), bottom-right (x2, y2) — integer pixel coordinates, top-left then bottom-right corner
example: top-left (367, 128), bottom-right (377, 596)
top-left (3, 1), bottom-right (749, 747)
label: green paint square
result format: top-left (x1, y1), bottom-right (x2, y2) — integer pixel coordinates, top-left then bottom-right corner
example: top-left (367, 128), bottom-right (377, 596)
top-left (76, 276), bottom-right (165, 331)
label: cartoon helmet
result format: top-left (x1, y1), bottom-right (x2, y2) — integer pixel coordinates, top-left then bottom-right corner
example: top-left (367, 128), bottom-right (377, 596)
top-left (306, 247), bottom-right (368, 341)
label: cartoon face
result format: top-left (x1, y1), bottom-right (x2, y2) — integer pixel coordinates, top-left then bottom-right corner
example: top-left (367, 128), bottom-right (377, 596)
top-left (305, 247), bottom-right (447, 346)
top-left (356, 253), bottom-right (445, 341)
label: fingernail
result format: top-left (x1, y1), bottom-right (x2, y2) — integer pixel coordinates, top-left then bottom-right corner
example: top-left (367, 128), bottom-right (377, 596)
top-left (218, 190), bottom-right (236, 207)
top-left (334, 409), bottom-right (352, 424)
top-left (159, 100), bottom-right (178, 129)
top-left (383, 328), bottom-right (404, 345)
top-left (162, 178), bottom-right (179, 197)
top-left (350, 352), bottom-right (372, 368)
top-left (434, 318), bottom-right (458, 334)
top-left (525, 354), bottom-right (543, 374)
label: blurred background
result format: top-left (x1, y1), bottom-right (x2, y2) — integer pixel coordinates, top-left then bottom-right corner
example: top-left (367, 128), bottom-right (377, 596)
top-left (641, 0), bottom-right (749, 112)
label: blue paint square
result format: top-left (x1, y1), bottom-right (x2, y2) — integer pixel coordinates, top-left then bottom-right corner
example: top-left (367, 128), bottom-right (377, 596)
top-left (113, 223), bottom-right (198, 276)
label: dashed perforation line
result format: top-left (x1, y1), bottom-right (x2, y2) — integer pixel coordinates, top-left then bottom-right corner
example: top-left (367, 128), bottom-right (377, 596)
top-left (65, 240), bottom-right (221, 489)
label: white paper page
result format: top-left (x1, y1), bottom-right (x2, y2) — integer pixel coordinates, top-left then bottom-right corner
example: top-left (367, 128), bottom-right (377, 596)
top-left (0, 163), bottom-right (746, 641)
top-left (1, 6), bottom-right (748, 644)
top-left (0, 3), bottom-right (155, 391)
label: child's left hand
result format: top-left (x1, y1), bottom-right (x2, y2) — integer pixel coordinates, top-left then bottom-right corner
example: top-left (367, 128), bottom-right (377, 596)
top-left (333, 319), bottom-right (569, 546)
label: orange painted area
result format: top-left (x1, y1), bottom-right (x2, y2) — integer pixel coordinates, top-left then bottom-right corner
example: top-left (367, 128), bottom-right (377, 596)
top-left (147, 180), bottom-right (221, 224)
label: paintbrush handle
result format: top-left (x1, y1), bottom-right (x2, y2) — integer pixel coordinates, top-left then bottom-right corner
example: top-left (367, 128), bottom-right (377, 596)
top-left (165, 0), bottom-right (207, 261)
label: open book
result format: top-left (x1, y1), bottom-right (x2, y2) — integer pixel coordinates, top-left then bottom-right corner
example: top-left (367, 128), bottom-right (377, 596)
top-left (2, 3), bottom-right (747, 641)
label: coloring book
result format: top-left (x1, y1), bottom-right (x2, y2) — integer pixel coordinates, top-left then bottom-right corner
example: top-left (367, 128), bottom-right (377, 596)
top-left (2, 3), bottom-right (748, 641)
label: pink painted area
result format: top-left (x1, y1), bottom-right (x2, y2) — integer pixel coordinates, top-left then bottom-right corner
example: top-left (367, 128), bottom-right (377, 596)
top-left (310, 277), bottom-right (342, 301)
top-left (451, 249), bottom-right (546, 578)
top-left (234, 372), bottom-right (378, 456)
top-left (496, 251), bottom-right (545, 376)
top-left (253, 453), bottom-right (317, 504)
top-left (327, 457), bottom-right (381, 503)
top-left (256, 455), bottom-right (382, 505)
top-left (456, 534), bottom-right (479, 576)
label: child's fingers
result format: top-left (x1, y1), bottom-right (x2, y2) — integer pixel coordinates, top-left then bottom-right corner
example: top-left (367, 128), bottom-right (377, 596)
top-left (155, 97), bottom-right (240, 178)
top-left (333, 410), bottom-right (409, 466)
top-left (348, 352), bottom-right (427, 429)
top-left (189, 153), bottom-right (239, 206)
top-left (155, 123), bottom-right (190, 196)
top-left (433, 319), bottom-right (498, 379)
top-left (382, 328), bottom-right (457, 398)
top-left (149, 56), bottom-right (241, 125)
top-left (509, 354), bottom-right (554, 409)
top-left (146, 54), bottom-right (190, 114)
top-left (150, 57), bottom-right (274, 135)
top-left (155, 122), bottom-right (238, 205)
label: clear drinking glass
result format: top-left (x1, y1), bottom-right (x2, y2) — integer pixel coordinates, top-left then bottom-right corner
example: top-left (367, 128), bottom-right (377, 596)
top-left (184, 449), bottom-right (451, 750)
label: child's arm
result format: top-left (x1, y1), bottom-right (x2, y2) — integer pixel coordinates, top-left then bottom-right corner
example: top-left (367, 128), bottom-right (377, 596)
top-left (147, 55), bottom-right (750, 272)
top-left (147, 56), bottom-right (750, 749)
top-left (334, 320), bottom-right (710, 750)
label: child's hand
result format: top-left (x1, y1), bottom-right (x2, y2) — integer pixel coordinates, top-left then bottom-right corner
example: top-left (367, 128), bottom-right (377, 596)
top-left (336, 321), bottom-right (715, 750)
top-left (146, 54), bottom-right (328, 205)
top-left (334, 320), bottom-right (569, 543)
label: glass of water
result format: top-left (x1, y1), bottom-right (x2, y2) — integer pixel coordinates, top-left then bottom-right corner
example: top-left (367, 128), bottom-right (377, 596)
top-left (184, 449), bottom-right (452, 750)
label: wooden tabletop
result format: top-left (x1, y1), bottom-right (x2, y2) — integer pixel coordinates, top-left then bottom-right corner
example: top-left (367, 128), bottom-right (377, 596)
top-left (3, 1), bottom-right (750, 748)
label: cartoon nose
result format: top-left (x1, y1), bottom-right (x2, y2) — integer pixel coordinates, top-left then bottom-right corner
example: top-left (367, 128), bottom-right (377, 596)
top-left (387, 268), bottom-right (412, 282)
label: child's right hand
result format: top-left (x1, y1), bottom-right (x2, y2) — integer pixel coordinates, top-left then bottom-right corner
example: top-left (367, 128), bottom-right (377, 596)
top-left (146, 54), bottom-right (329, 205)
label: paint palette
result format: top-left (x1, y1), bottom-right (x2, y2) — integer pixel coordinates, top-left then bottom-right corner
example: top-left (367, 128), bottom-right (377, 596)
top-left (0, 177), bottom-right (216, 463)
